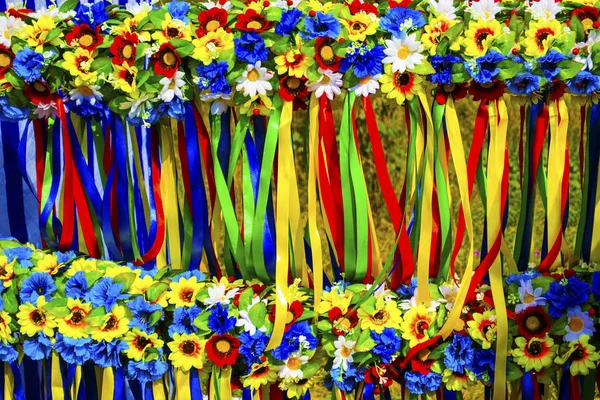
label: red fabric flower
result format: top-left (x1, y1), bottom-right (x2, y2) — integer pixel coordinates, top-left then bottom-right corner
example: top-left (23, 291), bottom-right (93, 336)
top-left (346, 0), bottom-right (378, 15)
top-left (571, 6), bottom-right (599, 24)
top-left (279, 76), bottom-right (309, 103)
top-left (110, 33), bottom-right (139, 66)
top-left (197, 8), bottom-right (229, 37)
top-left (468, 81), bottom-right (506, 103)
top-left (6, 7), bottom-right (32, 18)
top-left (0, 45), bottom-right (14, 79)
top-left (235, 9), bottom-right (273, 33)
top-left (152, 43), bottom-right (181, 78)
top-left (315, 37), bottom-right (341, 71)
top-left (268, 300), bottom-right (304, 331)
top-left (327, 307), bottom-right (358, 336)
top-left (206, 334), bottom-right (240, 368)
top-left (434, 83), bottom-right (468, 105)
top-left (65, 24), bottom-right (104, 51)
top-left (515, 306), bottom-right (551, 340)
top-left (388, 0), bottom-right (411, 8)
top-left (24, 81), bottom-right (56, 105)
top-left (363, 365), bottom-right (396, 387)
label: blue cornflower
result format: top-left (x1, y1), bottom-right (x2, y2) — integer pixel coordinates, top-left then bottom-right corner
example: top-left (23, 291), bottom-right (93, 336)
top-left (465, 51), bottom-right (506, 84)
top-left (2, 246), bottom-right (33, 267)
top-left (239, 330), bottom-right (269, 366)
top-left (167, 0), bottom-right (190, 23)
top-left (14, 48), bottom-right (44, 83)
top-left (340, 44), bottom-right (386, 79)
top-left (371, 328), bottom-right (401, 364)
top-left (0, 97), bottom-right (29, 122)
top-left (429, 55), bottom-right (462, 86)
top-left (55, 335), bottom-right (93, 365)
top-left (128, 296), bottom-right (163, 333)
top-left (276, 8), bottom-right (303, 36)
top-left (329, 366), bottom-right (364, 392)
top-left (0, 343), bottom-right (17, 363)
top-left (592, 271), bottom-right (600, 298)
top-left (126, 105), bottom-right (161, 127)
top-left (20, 272), bottom-right (56, 304)
top-left (23, 334), bottom-right (53, 360)
top-left (444, 335), bottom-right (474, 373)
top-left (65, 272), bottom-right (88, 299)
top-left (302, 12), bottom-right (341, 40)
top-left (379, 7), bottom-right (426, 39)
top-left (472, 348), bottom-right (496, 383)
top-left (397, 277), bottom-right (418, 299)
top-left (545, 275), bottom-right (590, 318)
top-left (507, 72), bottom-right (541, 96)
top-left (54, 251), bottom-right (77, 264)
top-left (66, 97), bottom-right (108, 121)
top-left (157, 97), bottom-right (187, 121)
top-left (537, 50), bottom-right (567, 80)
top-left (86, 277), bottom-right (130, 310)
top-left (196, 62), bottom-right (231, 94)
top-left (272, 321), bottom-right (318, 361)
top-left (404, 371), bottom-right (442, 395)
top-left (567, 71), bottom-right (600, 96)
top-left (127, 359), bottom-right (168, 384)
top-left (172, 270), bottom-right (205, 283)
top-left (234, 32), bottom-right (269, 64)
top-left (73, 1), bottom-right (109, 28)
top-left (207, 303), bottom-right (236, 334)
top-left (506, 270), bottom-right (540, 285)
top-left (91, 340), bottom-right (128, 368)
top-left (168, 305), bottom-right (202, 336)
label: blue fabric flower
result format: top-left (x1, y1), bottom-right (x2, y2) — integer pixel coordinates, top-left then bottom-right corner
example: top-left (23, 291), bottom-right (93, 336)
top-left (23, 334), bottom-right (53, 361)
top-left (302, 12), bottom-right (341, 40)
top-left (567, 71), bottom-right (600, 96)
top-left (507, 72), bottom-right (541, 95)
top-left (404, 371), bottom-right (442, 395)
top-left (379, 7), bottom-right (426, 38)
top-left (239, 330), bottom-right (269, 366)
top-left (168, 305), bottom-right (202, 336)
top-left (276, 8), bottom-right (303, 36)
top-left (172, 270), bottom-right (205, 283)
top-left (126, 106), bottom-right (161, 127)
top-left (444, 335), bottom-right (474, 373)
top-left (472, 348), bottom-right (496, 383)
top-left (207, 303), bottom-right (236, 334)
top-left (55, 251), bottom-right (77, 264)
top-left (14, 48), bottom-right (44, 83)
top-left (0, 97), bottom-right (29, 122)
top-left (20, 272), bottom-right (56, 304)
top-left (127, 359), bottom-right (168, 384)
top-left (272, 321), bottom-right (318, 360)
top-left (397, 277), bottom-right (418, 299)
top-left (340, 44), bottom-right (386, 79)
top-left (196, 62), bottom-right (231, 94)
top-left (66, 97), bottom-right (108, 121)
top-left (506, 270), bottom-right (540, 285)
top-left (2, 246), bottom-right (33, 267)
top-left (91, 340), bottom-right (128, 368)
top-left (545, 276), bottom-right (590, 318)
top-left (55, 335), bottom-right (93, 365)
top-left (128, 296), bottom-right (162, 334)
top-left (537, 50), bottom-right (567, 80)
top-left (465, 51), bottom-right (506, 84)
top-left (86, 277), bottom-right (130, 310)
top-left (592, 271), bottom-right (600, 298)
top-left (234, 32), bottom-right (269, 64)
top-left (74, 1), bottom-right (109, 28)
top-left (167, 0), bottom-right (190, 23)
top-left (157, 97), bottom-right (187, 121)
top-left (330, 366), bottom-right (364, 392)
top-left (0, 343), bottom-right (17, 363)
top-left (429, 55), bottom-right (462, 86)
top-left (65, 272), bottom-right (89, 299)
top-left (371, 328), bottom-right (401, 364)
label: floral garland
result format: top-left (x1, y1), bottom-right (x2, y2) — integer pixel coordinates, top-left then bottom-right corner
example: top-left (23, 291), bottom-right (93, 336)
top-left (0, 239), bottom-right (597, 399)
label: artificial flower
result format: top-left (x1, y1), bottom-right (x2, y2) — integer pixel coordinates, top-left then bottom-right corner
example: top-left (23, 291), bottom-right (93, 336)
top-left (235, 9), bottom-right (273, 33)
top-left (110, 33), bottom-right (138, 66)
top-left (153, 43), bottom-right (181, 78)
top-left (380, 67), bottom-right (422, 105)
top-left (243, 360), bottom-right (278, 390)
top-left (124, 329), bottom-right (164, 361)
top-left (205, 333), bottom-right (240, 368)
top-left (462, 19), bottom-right (502, 57)
top-left (13, 47), bottom-right (44, 83)
top-left (307, 68), bottom-right (343, 100)
top-left (17, 296), bottom-right (56, 337)
top-left (57, 299), bottom-right (92, 339)
top-left (515, 305), bottom-right (551, 339)
top-left (340, 12), bottom-right (378, 41)
top-left (421, 17), bottom-right (458, 55)
top-left (236, 62), bottom-right (273, 98)
top-left (275, 47), bottom-right (314, 78)
top-left (167, 276), bottom-right (204, 308)
top-left (523, 19), bottom-right (562, 57)
top-left (556, 336), bottom-right (600, 375)
top-left (196, 8), bottom-right (228, 38)
top-left (401, 305), bottom-right (436, 346)
top-left (90, 305), bottom-right (130, 342)
top-left (512, 336), bottom-right (557, 372)
top-left (151, 14), bottom-right (192, 44)
top-left (467, 310), bottom-right (496, 349)
top-left (565, 306), bottom-right (595, 342)
top-left (379, 7), bottom-right (426, 38)
top-left (159, 71), bottom-right (186, 102)
top-left (65, 24), bottom-right (103, 51)
top-left (193, 28), bottom-right (234, 65)
top-left (383, 34), bottom-right (425, 74)
top-left (332, 336), bottom-right (356, 370)
top-left (279, 354), bottom-right (309, 379)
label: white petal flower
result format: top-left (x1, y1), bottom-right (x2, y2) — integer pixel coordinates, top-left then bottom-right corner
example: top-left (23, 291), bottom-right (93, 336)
top-left (125, 0), bottom-right (158, 15)
top-left (332, 336), bottom-right (356, 370)
top-left (203, 0), bottom-right (233, 10)
top-left (467, 0), bottom-right (502, 21)
top-left (350, 74), bottom-right (381, 97)
top-left (278, 354), bottom-right (309, 379)
top-left (439, 283), bottom-right (460, 311)
top-left (0, 15), bottom-right (24, 48)
top-left (515, 280), bottom-right (546, 314)
top-left (235, 62), bottom-right (273, 98)
top-left (203, 282), bottom-right (240, 308)
top-left (429, 0), bottom-right (457, 20)
top-left (383, 34), bottom-right (425, 73)
top-left (307, 68), bottom-right (343, 100)
top-left (69, 85), bottom-right (103, 106)
top-left (528, 0), bottom-right (562, 21)
top-left (159, 71), bottom-right (186, 102)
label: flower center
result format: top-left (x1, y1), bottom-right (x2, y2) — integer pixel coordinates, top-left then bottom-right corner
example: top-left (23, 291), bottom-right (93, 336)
top-left (121, 44), bottom-right (133, 60)
top-left (416, 320), bottom-right (429, 335)
top-left (340, 345), bottom-right (352, 358)
top-left (0, 53), bottom-right (11, 68)
top-left (253, 366), bottom-right (268, 376)
top-left (475, 29), bottom-right (493, 49)
top-left (124, 71), bottom-right (135, 85)
top-left (181, 340), bottom-right (197, 355)
top-left (104, 315), bottom-right (118, 330)
top-left (286, 77), bottom-right (301, 90)
top-left (162, 51), bottom-right (177, 67)
top-left (30, 310), bottom-right (45, 325)
top-left (79, 34), bottom-right (94, 48)
top-left (206, 20), bottom-right (221, 32)
top-left (523, 294), bottom-right (535, 304)
top-left (167, 27), bottom-right (180, 39)
top-left (359, 75), bottom-right (371, 85)
top-left (180, 288), bottom-right (195, 303)
top-left (395, 72), bottom-right (411, 87)
top-left (525, 315), bottom-right (541, 331)
top-left (33, 81), bottom-right (48, 93)
top-left (320, 75), bottom-right (331, 85)
top-left (320, 45), bottom-right (335, 62)
top-left (572, 346), bottom-right (585, 361)
top-left (397, 45), bottom-right (410, 60)
top-left (286, 357), bottom-right (302, 370)
top-left (135, 336), bottom-right (151, 350)
top-left (69, 309), bottom-right (86, 325)
top-left (527, 341), bottom-right (543, 356)
top-left (372, 310), bottom-right (389, 324)
top-left (536, 30), bottom-right (552, 49)
top-left (78, 86), bottom-right (94, 97)
top-left (335, 317), bottom-right (352, 331)
top-left (247, 68), bottom-right (260, 82)
top-left (352, 22), bottom-right (365, 32)
top-left (285, 311), bottom-right (295, 324)
top-left (247, 21), bottom-right (263, 30)
top-left (215, 339), bottom-right (231, 353)
top-left (568, 316), bottom-right (584, 333)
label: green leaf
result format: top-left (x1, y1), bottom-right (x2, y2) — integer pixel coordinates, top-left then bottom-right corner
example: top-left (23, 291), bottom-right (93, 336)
top-left (497, 60), bottom-right (524, 80)
top-left (45, 28), bottom-right (62, 44)
top-left (149, 9), bottom-right (168, 29)
top-left (557, 60), bottom-right (583, 80)
top-left (428, 341), bottom-right (450, 359)
top-left (43, 298), bottom-right (70, 317)
top-left (2, 290), bottom-right (18, 313)
top-left (146, 282), bottom-right (169, 303)
top-left (355, 329), bottom-right (375, 352)
top-left (238, 288), bottom-right (254, 311)
top-left (59, 0), bottom-right (78, 13)
top-left (410, 60), bottom-right (436, 75)
top-left (113, 272), bottom-right (136, 291)
top-left (493, 32), bottom-right (516, 55)
top-left (301, 363), bottom-right (321, 379)
top-left (4, 71), bottom-right (24, 89)
top-left (265, 7), bottom-right (282, 21)
top-left (171, 39), bottom-right (196, 58)
top-left (91, 57), bottom-right (113, 76)
top-left (248, 302), bottom-right (267, 328)
top-left (571, 16), bottom-right (585, 43)
top-left (506, 362), bottom-right (523, 381)
top-left (85, 271), bottom-right (104, 287)
top-left (148, 310), bottom-right (163, 327)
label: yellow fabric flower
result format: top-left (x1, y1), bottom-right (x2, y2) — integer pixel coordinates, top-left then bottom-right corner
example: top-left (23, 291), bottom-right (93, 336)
top-left (240, 94), bottom-right (273, 117)
top-left (467, 310), bottom-right (496, 349)
top-left (523, 19), bottom-right (562, 57)
top-left (111, 64), bottom-right (139, 94)
top-left (421, 17), bottom-right (458, 55)
top-left (401, 305), bottom-right (436, 347)
top-left (62, 48), bottom-right (98, 85)
top-left (167, 333), bottom-right (206, 371)
top-left (556, 336), bottom-right (600, 376)
top-left (124, 329), bottom-right (164, 361)
top-left (341, 13), bottom-right (378, 41)
top-left (167, 276), bottom-right (204, 308)
top-left (462, 19), bottom-right (502, 57)
top-left (380, 66), bottom-right (422, 105)
top-left (151, 14), bottom-right (192, 44)
top-left (192, 28), bottom-right (234, 65)
top-left (104, 265), bottom-right (138, 279)
top-left (17, 296), bottom-right (56, 337)
top-left (66, 258), bottom-right (100, 277)
top-left (243, 361), bottom-right (279, 391)
top-left (513, 336), bottom-right (557, 372)
top-left (318, 288), bottom-right (353, 314)
top-left (57, 299), bottom-right (92, 339)
top-left (358, 298), bottom-right (402, 333)
top-left (90, 305), bottom-right (130, 342)
top-left (131, 275), bottom-right (169, 308)
top-left (34, 254), bottom-right (60, 275)
top-left (0, 256), bottom-right (15, 287)
top-left (275, 48), bottom-right (314, 78)
top-left (0, 311), bottom-right (12, 343)
top-left (442, 369), bottom-right (472, 391)
top-left (21, 16), bottom-right (61, 51)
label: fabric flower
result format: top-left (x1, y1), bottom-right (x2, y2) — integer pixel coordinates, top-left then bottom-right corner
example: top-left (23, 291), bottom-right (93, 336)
top-left (236, 62), bottom-right (273, 98)
top-left (330, 366), bottom-right (364, 392)
top-left (239, 330), bottom-right (269, 366)
top-left (0, 96), bottom-right (29, 122)
top-left (168, 333), bottom-right (205, 371)
top-left (515, 305), bottom-right (551, 340)
top-left (567, 71), bottom-right (600, 96)
top-left (371, 328), bottom-right (401, 364)
top-left (0, 343), bottom-right (17, 363)
top-left (565, 306), bottom-right (595, 342)
top-left (307, 68), bottom-right (343, 100)
top-left (516, 280), bottom-right (546, 314)
top-left (207, 303), bottom-right (236, 334)
top-left (234, 32), bottom-right (268, 64)
top-left (404, 370), bottom-right (442, 395)
top-left (272, 321), bottom-right (317, 361)
top-left (275, 8), bottom-right (303, 36)
top-left (537, 50), bottom-right (567, 80)
top-left (340, 44), bottom-right (386, 79)
top-left (128, 296), bottom-right (162, 334)
top-left (332, 336), bottom-right (356, 370)
top-left (65, 272), bottom-right (89, 299)
top-left (14, 47), bottom-right (44, 83)
top-left (472, 348), bottom-right (496, 383)
top-left (379, 7), bottom-right (426, 38)
top-left (168, 305), bottom-right (202, 336)
top-left (127, 359), bottom-right (168, 384)
top-left (167, 0), bottom-right (190, 23)
top-left (302, 12), bottom-right (341, 40)
top-left (512, 336), bottom-right (557, 372)
top-left (429, 55), bottom-right (462, 86)
top-left (20, 272), bottom-right (56, 304)
top-left (507, 72), bottom-right (541, 96)
top-left (196, 61), bottom-right (231, 94)
top-left (205, 333), bottom-right (240, 368)
top-left (464, 50), bottom-right (506, 84)
top-left (383, 34), bottom-right (425, 74)
top-left (55, 335), bottom-right (93, 365)
top-left (444, 335), bottom-right (474, 373)
top-left (545, 276), bottom-right (590, 318)
top-left (91, 340), bottom-right (128, 368)
top-left (23, 333), bottom-right (53, 360)
top-left (86, 277), bottom-right (130, 310)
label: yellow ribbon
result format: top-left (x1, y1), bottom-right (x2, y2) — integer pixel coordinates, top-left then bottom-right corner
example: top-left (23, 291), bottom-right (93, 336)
top-left (4, 363), bottom-right (13, 400)
top-left (153, 375), bottom-right (167, 400)
top-left (266, 100), bottom-right (293, 351)
top-left (72, 364), bottom-right (82, 400)
top-left (308, 95), bottom-right (324, 317)
top-left (288, 151), bottom-right (307, 285)
top-left (592, 171), bottom-right (600, 261)
top-left (488, 98), bottom-right (509, 400)
top-left (100, 367), bottom-right (114, 400)
top-left (51, 352), bottom-right (65, 400)
top-left (219, 367), bottom-right (232, 400)
top-left (160, 121), bottom-right (182, 268)
top-left (175, 369), bottom-right (191, 400)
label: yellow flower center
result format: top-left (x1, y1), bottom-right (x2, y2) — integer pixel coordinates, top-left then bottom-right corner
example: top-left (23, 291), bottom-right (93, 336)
top-left (122, 44), bottom-right (133, 60)
top-left (216, 339), bottom-right (231, 353)
top-left (525, 316), bottom-right (541, 331)
top-left (523, 294), bottom-right (535, 304)
top-left (33, 81), bottom-right (47, 92)
top-left (206, 20), bottom-right (221, 32)
top-left (359, 75), bottom-right (371, 85)
top-left (0, 53), bottom-right (11, 68)
top-left (286, 77), bottom-right (301, 90)
top-left (397, 45), bottom-right (410, 60)
top-left (340, 345), bottom-right (352, 358)
top-left (285, 311), bottom-right (295, 324)
top-left (247, 21), bottom-right (263, 30)
top-left (286, 357), bottom-right (302, 370)
top-left (78, 86), bottom-right (94, 97)
top-left (372, 310), bottom-right (389, 325)
top-left (79, 34), bottom-right (94, 48)
top-left (247, 68), bottom-right (260, 82)
top-left (320, 45), bottom-right (334, 61)
top-left (335, 317), bottom-right (352, 331)
top-left (162, 51), bottom-right (177, 67)
top-left (569, 316), bottom-right (584, 333)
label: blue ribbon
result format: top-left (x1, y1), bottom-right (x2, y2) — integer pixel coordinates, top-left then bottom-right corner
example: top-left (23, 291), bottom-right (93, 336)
top-left (23, 357), bottom-right (41, 400)
top-left (190, 368), bottom-right (202, 400)
top-left (558, 363), bottom-right (571, 400)
top-left (10, 361), bottom-right (24, 400)
top-left (583, 104), bottom-right (600, 262)
top-left (2, 121), bottom-right (28, 243)
top-left (444, 389), bottom-right (456, 400)
top-left (82, 362), bottom-right (97, 400)
top-left (113, 116), bottom-right (134, 260)
top-left (522, 372), bottom-right (534, 400)
top-left (362, 383), bottom-right (375, 400)
top-left (132, 126), bottom-right (149, 257)
top-left (127, 378), bottom-right (142, 400)
top-left (114, 368), bottom-right (126, 400)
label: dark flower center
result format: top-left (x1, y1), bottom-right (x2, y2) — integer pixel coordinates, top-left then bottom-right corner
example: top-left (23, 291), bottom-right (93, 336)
top-left (475, 29), bottom-right (493, 48)
top-left (395, 72), bottom-right (411, 87)
top-left (536, 30), bottom-right (552, 48)
top-left (105, 315), bottom-right (118, 330)
top-left (135, 336), bottom-right (151, 350)
top-left (124, 72), bottom-right (135, 85)
top-left (352, 22), bottom-right (365, 31)
top-left (180, 289), bottom-right (194, 303)
top-left (162, 51), bottom-right (178, 67)
top-left (253, 366), bottom-right (268, 375)
top-left (181, 340), bottom-right (197, 355)
top-left (31, 310), bottom-right (45, 325)
top-left (70, 309), bottom-right (85, 325)
top-left (416, 320), bottom-right (429, 335)
top-left (527, 341), bottom-right (543, 356)
top-left (167, 28), bottom-right (180, 38)
top-left (572, 346), bottom-right (585, 361)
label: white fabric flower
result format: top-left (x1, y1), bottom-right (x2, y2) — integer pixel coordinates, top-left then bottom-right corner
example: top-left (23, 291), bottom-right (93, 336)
top-left (236, 62), bottom-right (273, 97)
top-left (0, 15), bottom-right (24, 48)
top-left (383, 34), bottom-right (425, 73)
top-left (467, 0), bottom-right (502, 21)
top-left (125, 0), bottom-right (158, 15)
top-left (278, 354), bottom-right (309, 379)
top-left (159, 71), bottom-right (186, 102)
top-left (332, 336), bottom-right (356, 370)
top-left (516, 280), bottom-right (546, 314)
top-left (203, 282), bottom-right (240, 308)
top-left (439, 283), bottom-right (460, 311)
top-left (528, 0), bottom-right (562, 21)
top-left (203, 0), bottom-right (233, 10)
top-left (574, 31), bottom-right (600, 71)
top-left (235, 296), bottom-right (268, 335)
top-left (429, 0), bottom-right (457, 20)
top-left (350, 74), bottom-right (381, 98)
top-left (69, 85), bottom-right (103, 105)
top-left (307, 68), bottom-right (343, 100)
top-left (399, 296), bottom-right (440, 312)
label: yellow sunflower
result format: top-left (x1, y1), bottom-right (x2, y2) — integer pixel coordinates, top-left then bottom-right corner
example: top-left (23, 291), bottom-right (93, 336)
top-left (0, 256), bottom-right (15, 287)
top-left (523, 19), bottom-right (562, 57)
top-left (34, 254), bottom-right (60, 275)
top-left (167, 276), bottom-right (204, 308)
top-left (401, 305), bottom-right (436, 347)
top-left (318, 288), bottom-right (353, 314)
top-left (66, 258), bottom-right (100, 277)
top-left (20, 16), bottom-right (61, 51)
top-left (467, 310), bottom-right (496, 349)
top-left (380, 66), bottom-right (423, 105)
top-left (0, 311), bottom-right (12, 343)
top-left (462, 19), bottom-right (502, 57)
top-left (243, 360), bottom-right (279, 390)
top-left (167, 333), bottom-right (206, 371)
top-left (340, 13), bottom-right (378, 42)
top-left (556, 336), bottom-right (600, 376)
top-left (512, 336), bottom-right (557, 372)
top-left (442, 369), bottom-right (473, 391)
top-left (62, 48), bottom-right (98, 85)
top-left (422, 17), bottom-right (458, 55)
top-left (90, 305), bottom-right (130, 342)
top-left (57, 299), bottom-right (92, 339)
top-left (274, 38), bottom-right (314, 79)
top-left (192, 28), bottom-right (234, 66)
top-left (131, 275), bottom-right (169, 307)
top-left (17, 296), bottom-right (56, 337)
top-left (281, 370), bottom-right (327, 398)
top-left (124, 329), bottom-right (164, 361)
top-left (111, 64), bottom-right (138, 94)
top-left (358, 298), bottom-right (402, 333)
top-left (151, 14), bottom-right (192, 44)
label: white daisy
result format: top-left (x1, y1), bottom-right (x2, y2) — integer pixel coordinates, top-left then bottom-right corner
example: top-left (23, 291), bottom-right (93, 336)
top-left (203, 0), bottom-right (233, 10)
top-left (125, 0), bottom-right (158, 15)
top-left (439, 282), bottom-right (460, 311)
top-left (365, 282), bottom-right (394, 301)
top-left (399, 296), bottom-right (440, 312)
top-left (203, 281), bottom-right (240, 308)
top-left (429, 0), bottom-right (457, 20)
top-left (69, 85), bottom-right (103, 105)
top-left (159, 71), bottom-right (186, 102)
top-left (272, 0), bottom-right (302, 8)
top-left (235, 296), bottom-right (268, 335)
top-left (278, 354), bottom-right (309, 379)
top-left (350, 74), bottom-right (381, 97)
top-left (0, 15), bottom-right (23, 48)
top-left (516, 280), bottom-right (546, 314)
top-left (574, 31), bottom-right (600, 71)
top-left (383, 34), bottom-right (425, 73)
top-left (307, 68), bottom-right (343, 100)
top-left (527, 0), bottom-right (562, 21)
top-left (34, 101), bottom-right (57, 119)
top-left (332, 336), bottom-right (356, 370)
top-left (236, 62), bottom-right (273, 97)
top-left (466, 0), bottom-right (502, 21)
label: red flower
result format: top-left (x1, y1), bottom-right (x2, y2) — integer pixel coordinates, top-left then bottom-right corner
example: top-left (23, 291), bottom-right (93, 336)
top-left (197, 8), bottom-right (229, 37)
top-left (279, 75), bottom-right (309, 103)
top-left (0, 45), bottom-right (14, 79)
top-left (65, 24), bottom-right (104, 51)
top-left (235, 9), bottom-right (273, 33)
top-left (363, 365), bottom-right (396, 387)
top-left (410, 351), bottom-right (435, 374)
top-left (434, 83), bottom-right (468, 105)
top-left (110, 33), bottom-right (139, 66)
top-left (468, 81), bottom-right (506, 103)
top-left (346, 0), bottom-right (378, 15)
top-left (6, 7), bottom-right (32, 18)
top-left (152, 43), bottom-right (181, 78)
top-left (571, 6), bottom-right (599, 25)
top-left (206, 334), bottom-right (240, 368)
top-left (388, 0), bottom-right (411, 8)
top-left (315, 37), bottom-right (341, 71)
top-left (24, 81), bottom-right (55, 105)
top-left (327, 307), bottom-right (358, 336)
top-left (269, 300), bottom-right (304, 331)
top-left (515, 306), bottom-right (551, 340)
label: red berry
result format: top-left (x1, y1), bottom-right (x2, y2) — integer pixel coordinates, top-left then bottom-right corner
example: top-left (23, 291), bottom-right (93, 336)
top-left (588, 308), bottom-right (596, 316)
top-left (594, 21), bottom-right (600, 29)
top-left (573, 48), bottom-right (580, 55)
top-left (226, 28), bottom-right (232, 33)
top-left (309, 10), bottom-right (316, 17)
top-left (287, 0), bottom-right (293, 4)
top-left (264, 0), bottom-right (270, 6)
top-left (511, 47), bottom-right (518, 55)
top-left (253, 108), bottom-right (261, 116)
top-left (219, 0), bottom-right (227, 4)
